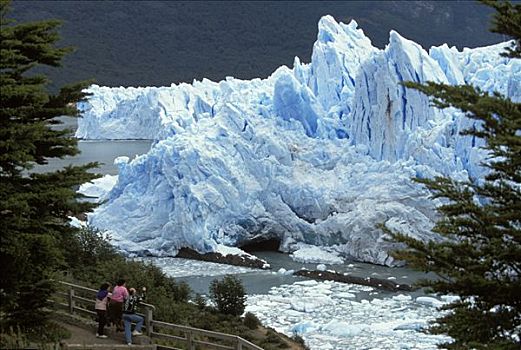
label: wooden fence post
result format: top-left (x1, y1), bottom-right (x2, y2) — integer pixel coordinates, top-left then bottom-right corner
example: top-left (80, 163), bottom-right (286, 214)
top-left (68, 288), bottom-right (75, 314)
top-left (236, 337), bottom-right (243, 350)
top-left (186, 330), bottom-right (194, 350)
top-left (145, 307), bottom-right (153, 336)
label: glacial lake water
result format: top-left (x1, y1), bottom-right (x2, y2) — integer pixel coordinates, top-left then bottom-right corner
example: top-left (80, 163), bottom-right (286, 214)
top-left (30, 117), bottom-right (153, 174)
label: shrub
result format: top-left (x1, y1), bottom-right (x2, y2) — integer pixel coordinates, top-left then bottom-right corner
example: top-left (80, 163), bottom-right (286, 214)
top-left (171, 281), bottom-right (191, 303)
top-left (291, 333), bottom-right (309, 349)
top-left (243, 312), bottom-right (260, 330)
top-left (61, 226), bottom-right (120, 281)
top-left (0, 321), bottom-right (71, 349)
top-left (193, 293), bottom-right (207, 310)
top-left (208, 275), bottom-right (246, 316)
top-left (260, 329), bottom-right (288, 349)
top-left (0, 327), bottom-right (29, 349)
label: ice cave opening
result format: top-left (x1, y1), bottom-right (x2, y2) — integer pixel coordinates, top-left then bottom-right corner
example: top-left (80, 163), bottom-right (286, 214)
top-left (239, 237), bottom-right (282, 252)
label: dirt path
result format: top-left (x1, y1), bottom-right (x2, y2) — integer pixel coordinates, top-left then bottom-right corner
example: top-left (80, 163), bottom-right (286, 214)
top-left (58, 322), bottom-right (124, 346)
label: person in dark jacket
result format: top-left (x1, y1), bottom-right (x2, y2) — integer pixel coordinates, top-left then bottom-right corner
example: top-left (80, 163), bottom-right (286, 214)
top-left (122, 287), bottom-right (146, 345)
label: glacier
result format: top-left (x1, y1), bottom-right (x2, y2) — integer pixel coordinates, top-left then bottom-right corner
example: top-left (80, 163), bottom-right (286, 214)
top-left (81, 16), bottom-right (520, 266)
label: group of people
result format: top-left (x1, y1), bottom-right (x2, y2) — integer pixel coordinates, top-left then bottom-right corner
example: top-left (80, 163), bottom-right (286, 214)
top-left (94, 279), bottom-right (147, 345)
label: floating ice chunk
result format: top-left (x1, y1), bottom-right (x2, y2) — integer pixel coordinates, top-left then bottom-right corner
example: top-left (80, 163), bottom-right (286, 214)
top-left (322, 321), bottom-right (363, 337)
top-left (290, 244), bottom-right (344, 264)
top-left (294, 280), bottom-right (319, 286)
top-left (316, 264), bottom-right (327, 271)
top-left (336, 292), bottom-right (356, 299)
top-left (393, 294), bottom-right (412, 301)
top-left (291, 321), bottom-right (315, 334)
top-left (277, 268), bottom-right (294, 275)
top-left (416, 296), bottom-right (444, 308)
top-left (393, 321), bottom-right (428, 331)
top-left (291, 296), bottom-right (333, 312)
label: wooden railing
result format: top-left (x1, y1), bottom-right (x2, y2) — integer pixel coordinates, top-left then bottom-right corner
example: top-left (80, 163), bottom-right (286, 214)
top-left (52, 281), bottom-right (263, 350)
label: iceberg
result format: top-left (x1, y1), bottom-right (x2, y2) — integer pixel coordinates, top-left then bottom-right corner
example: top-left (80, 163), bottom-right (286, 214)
top-left (83, 16), bottom-right (519, 265)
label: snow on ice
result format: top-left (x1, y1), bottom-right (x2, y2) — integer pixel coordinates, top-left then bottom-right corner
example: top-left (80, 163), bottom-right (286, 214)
top-left (79, 16), bottom-right (519, 265)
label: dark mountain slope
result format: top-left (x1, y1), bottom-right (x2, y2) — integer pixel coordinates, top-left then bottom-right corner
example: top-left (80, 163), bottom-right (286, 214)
top-left (10, 1), bottom-right (502, 89)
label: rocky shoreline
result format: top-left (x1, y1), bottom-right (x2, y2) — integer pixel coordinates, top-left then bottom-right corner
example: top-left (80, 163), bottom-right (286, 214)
top-left (175, 248), bottom-right (270, 269)
top-left (294, 269), bottom-right (416, 292)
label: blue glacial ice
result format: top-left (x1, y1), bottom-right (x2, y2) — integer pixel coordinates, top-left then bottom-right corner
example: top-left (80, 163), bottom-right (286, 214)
top-left (82, 16), bottom-right (520, 265)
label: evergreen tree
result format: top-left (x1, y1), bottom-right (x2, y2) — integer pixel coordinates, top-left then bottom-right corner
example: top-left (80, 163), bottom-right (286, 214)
top-left (0, 0), bottom-right (98, 328)
top-left (390, 1), bottom-right (520, 348)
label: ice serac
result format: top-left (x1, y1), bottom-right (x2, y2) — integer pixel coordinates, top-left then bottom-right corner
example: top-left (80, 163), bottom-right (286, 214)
top-left (428, 41), bottom-right (521, 179)
top-left (273, 69), bottom-right (323, 137)
top-left (349, 31), bottom-right (449, 164)
top-left (85, 16), bottom-right (519, 266)
top-left (429, 41), bottom-right (521, 101)
top-left (303, 16), bottom-right (377, 118)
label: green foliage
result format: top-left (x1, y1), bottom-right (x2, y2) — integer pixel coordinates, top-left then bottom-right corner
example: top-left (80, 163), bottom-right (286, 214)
top-left (54, 228), bottom-right (298, 348)
top-left (0, 0), bottom-right (98, 329)
top-left (50, 225), bottom-right (188, 308)
top-left (0, 327), bottom-right (30, 349)
top-left (194, 293), bottom-right (207, 310)
top-left (243, 311), bottom-right (261, 330)
top-left (60, 226), bottom-right (119, 278)
top-left (291, 333), bottom-right (309, 350)
top-left (430, 301), bottom-right (521, 350)
top-left (63, 243), bottom-right (191, 305)
top-left (260, 329), bottom-right (288, 349)
top-left (391, 2), bottom-right (521, 348)
top-left (0, 321), bottom-right (70, 349)
top-left (481, 0), bottom-right (521, 58)
top-left (209, 275), bottom-right (246, 316)
top-left (57, 226), bottom-right (191, 316)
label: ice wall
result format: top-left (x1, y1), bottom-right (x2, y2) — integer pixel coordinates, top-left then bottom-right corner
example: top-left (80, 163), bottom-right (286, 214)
top-left (84, 16), bottom-right (519, 265)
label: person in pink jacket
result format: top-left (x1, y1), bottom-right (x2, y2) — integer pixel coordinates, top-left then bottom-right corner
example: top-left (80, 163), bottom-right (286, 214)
top-left (109, 279), bottom-right (128, 332)
top-left (94, 282), bottom-right (112, 338)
